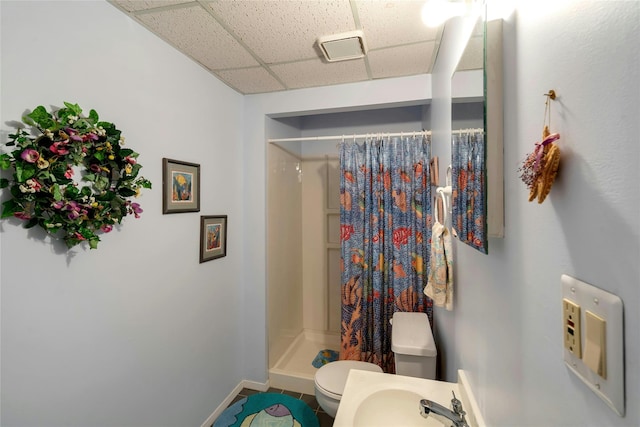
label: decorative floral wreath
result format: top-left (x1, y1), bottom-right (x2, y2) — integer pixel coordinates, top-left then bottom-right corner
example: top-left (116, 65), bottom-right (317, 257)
top-left (0, 102), bottom-right (152, 249)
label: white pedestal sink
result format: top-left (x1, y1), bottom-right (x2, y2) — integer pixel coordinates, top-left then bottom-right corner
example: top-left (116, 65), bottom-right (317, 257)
top-left (334, 370), bottom-right (475, 427)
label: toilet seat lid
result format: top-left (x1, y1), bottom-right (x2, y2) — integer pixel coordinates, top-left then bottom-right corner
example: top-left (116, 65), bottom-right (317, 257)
top-left (314, 360), bottom-right (383, 397)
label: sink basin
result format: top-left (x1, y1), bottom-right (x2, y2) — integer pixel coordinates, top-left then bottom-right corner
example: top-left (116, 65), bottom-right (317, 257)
top-left (333, 370), bottom-right (464, 427)
top-left (353, 389), bottom-right (426, 427)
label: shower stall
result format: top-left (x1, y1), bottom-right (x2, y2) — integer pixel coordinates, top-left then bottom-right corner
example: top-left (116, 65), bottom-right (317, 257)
top-left (266, 106), bottom-right (430, 394)
top-left (267, 142), bottom-right (341, 395)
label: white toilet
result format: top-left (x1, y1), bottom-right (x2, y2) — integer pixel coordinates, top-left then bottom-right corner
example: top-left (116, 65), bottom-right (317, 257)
top-left (313, 360), bottom-right (382, 418)
top-left (314, 311), bottom-right (437, 418)
top-left (391, 311), bottom-right (437, 379)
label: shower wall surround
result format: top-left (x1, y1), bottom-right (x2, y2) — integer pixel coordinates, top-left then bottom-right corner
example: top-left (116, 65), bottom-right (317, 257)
top-left (267, 144), bottom-right (303, 367)
top-left (301, 157), bottom-right (341, 333)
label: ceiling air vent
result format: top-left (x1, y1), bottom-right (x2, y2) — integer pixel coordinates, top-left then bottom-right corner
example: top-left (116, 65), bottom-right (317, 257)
top-left (317, 30), bottom-right (368, 62)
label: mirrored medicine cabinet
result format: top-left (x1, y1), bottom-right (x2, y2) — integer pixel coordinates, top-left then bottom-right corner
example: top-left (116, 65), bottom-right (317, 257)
top-left (451, 10), bottom-right (504, 254)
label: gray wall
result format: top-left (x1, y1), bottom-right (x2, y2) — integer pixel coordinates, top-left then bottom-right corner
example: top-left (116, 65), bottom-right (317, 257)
top-left (433, 2), bottom-right (639, 426)
top-left (1, 2), bottom-right (245, 426)
top-left (2, 1), bottom-right (638, 427)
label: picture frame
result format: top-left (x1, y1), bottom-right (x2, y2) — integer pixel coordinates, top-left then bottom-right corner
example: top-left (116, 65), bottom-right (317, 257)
top-left (200, 215), bottom-right (228, 263)
top-left (162, 158), bottom-right (200, 214)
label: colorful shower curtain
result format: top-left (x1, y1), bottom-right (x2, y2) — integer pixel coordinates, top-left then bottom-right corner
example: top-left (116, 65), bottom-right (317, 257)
top-left (339, 135), bottom-right (433, 373)
top-left (452, 130), bottom-right (487, 253)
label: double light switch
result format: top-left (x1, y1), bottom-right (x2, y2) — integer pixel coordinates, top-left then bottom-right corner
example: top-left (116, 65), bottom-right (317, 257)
top-left (561, 274), bottom-right (624, 416)
top-left (563, 298), bottom-right (607, 378)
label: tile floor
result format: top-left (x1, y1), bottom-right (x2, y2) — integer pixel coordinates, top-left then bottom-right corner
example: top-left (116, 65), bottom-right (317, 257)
top-left (221, 387), bottom-right (334, 427)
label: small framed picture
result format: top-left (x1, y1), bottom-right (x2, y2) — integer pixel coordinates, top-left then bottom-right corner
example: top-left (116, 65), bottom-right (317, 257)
top-left (200, 215), bottom-right (228, 263)
top-left (163, 158), bottom-right (200, 214)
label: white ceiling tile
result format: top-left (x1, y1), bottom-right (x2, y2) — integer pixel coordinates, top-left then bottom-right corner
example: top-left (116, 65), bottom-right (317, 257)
top-left (112, 0), bottom-right (192, 13)
top-left (137, 6), bottom-right (259, 70)
top-left (109, 0), bottom-right (452, 94)
top-left (368, 42), bottom-right (434, 79)
top-left (270, 58), bottom-right (369, 90)
top-left (216, 67), bottom-right (286, 94)
top-left (205, 0), bottom-right (356, 63)
top-left (355, 0), bottom-right (440, 50)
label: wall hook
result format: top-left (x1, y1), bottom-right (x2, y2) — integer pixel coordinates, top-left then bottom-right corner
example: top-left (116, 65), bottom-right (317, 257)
top-left (544, 89), bottom-right (556, 100)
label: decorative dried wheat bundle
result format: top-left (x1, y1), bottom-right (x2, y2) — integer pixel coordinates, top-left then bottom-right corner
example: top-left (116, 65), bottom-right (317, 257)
top-left (518, 126), bottom-right (561, 203)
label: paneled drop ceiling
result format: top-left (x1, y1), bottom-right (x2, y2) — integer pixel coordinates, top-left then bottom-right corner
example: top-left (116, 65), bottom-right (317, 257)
top-left (108, 0), bottom-right (449, 95)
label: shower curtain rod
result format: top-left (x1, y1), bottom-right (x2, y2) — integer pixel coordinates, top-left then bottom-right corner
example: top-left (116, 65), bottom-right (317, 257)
top-left (267, 130), bottom-right (431, 144)
top-left (452, 128), bottom-right (484, 134)
top-left (267, 128), bottom-right (483, 144)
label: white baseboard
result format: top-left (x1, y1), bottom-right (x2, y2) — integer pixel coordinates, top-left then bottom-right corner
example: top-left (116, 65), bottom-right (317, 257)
top-left (199, 379), bottom-right (270, 427)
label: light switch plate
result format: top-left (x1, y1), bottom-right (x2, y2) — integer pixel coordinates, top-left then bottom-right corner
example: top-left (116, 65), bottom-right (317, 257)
top-left (561, 274), bottom-right (624, 416)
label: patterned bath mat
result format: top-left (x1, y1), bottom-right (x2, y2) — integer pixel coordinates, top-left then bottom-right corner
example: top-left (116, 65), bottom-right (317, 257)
top-left (312, 349), bottom-right (339, 368)
top-left (213, 393), bottom-right (319, 427)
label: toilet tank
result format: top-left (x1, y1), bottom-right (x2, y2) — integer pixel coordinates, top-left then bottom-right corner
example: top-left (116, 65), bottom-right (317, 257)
top-left (391, 312), bottom-right (437, 379)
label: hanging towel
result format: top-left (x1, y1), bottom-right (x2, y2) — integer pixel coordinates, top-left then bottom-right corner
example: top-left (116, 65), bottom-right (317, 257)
top-left (424, 221), bottom-right (454, 311)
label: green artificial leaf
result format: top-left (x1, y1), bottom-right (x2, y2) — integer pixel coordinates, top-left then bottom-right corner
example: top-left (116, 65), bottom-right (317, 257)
top-left (26, 106), bottom-right (55, 129)
top-left (64, 186), bottom-right (80, 198)
top-left (15, 163), bottom-right (23, 182)
top-left (0, 153), bottom-right (12, 169)
top-left (45, 221), bottom-right (61, 234)
top-left (80, 187), bottom-right (92, 198)
top-left (83, 173), bottom-right (97, 183)
top-left (24, 218), bottom-right (38, 229)
top-left (51, 184), bottom-right (63, 201)
top-left (139, 178), bottom-right (152, 189)
top-left (94, 151), bottom-right (105, 162)
top-left (57, 109), bottom-right (70, 124)
top-left (16, 137), bottom-right (29, 147)
top-left (1, 200), bottom-right (19, 218)
top-left (96, 191), bottom-right (116, 201)
top-left (0, 178), bottom-right (9, 188)
top-left (89, 109), bottom-right (99, 123)
top-left (118, 187), bottom-right (136, 197)
top-left (50, 162), bottom-right (68, 180)
top-left (63, 102), bottom-right (82, 116)
top-left (10, 185), bottom-right (21, 198)
top-left (22, 115), bottom-right (35, 126)
top-left (119, 148), bottom-right (134, 158)
top-left (64, 237), bottom-right (78, 248)
top-left (16, 163), bottom-right (36, 183)
top-left (129, 163), bottom-right (142, 179)
top-left (89, 238), bottom-right (99, 250)
top-left (95, 175), bottom-right (109, 191)
top-left (97, 121), bottom-right (116, 134)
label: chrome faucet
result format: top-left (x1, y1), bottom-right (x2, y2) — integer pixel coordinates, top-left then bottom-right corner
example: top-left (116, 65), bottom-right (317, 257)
top-left (419, 391), bottom-right (469, 427)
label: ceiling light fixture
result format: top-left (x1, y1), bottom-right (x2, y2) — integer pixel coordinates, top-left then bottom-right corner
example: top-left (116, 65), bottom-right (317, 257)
top-left (317, 30), bottom-right (368, 62)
